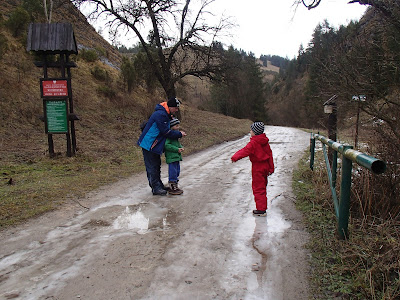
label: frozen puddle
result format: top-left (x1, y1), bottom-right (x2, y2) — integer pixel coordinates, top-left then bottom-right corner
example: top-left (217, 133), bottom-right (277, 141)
top-left (113, 206), bottom-right (169, 234)
top-left (80, 200), bottom-right (170, 234)
top-left (114, 207), bottom-right (150, 232)
top-left (227, 202), bottom-right (292, 299)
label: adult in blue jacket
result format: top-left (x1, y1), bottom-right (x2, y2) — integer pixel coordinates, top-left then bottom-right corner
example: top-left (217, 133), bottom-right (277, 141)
top-left (137, 97), bottom-right (186, 195)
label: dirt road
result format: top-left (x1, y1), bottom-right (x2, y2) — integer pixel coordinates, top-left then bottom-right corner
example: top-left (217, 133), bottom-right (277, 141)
top-left (0, 126), bottom-right (310, 300)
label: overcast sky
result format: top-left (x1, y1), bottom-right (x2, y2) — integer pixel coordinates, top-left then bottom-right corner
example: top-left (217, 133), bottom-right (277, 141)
top-left (87, 0), bottom-right (367, 59)
top-left (209, 0), bottom-right (367, 59)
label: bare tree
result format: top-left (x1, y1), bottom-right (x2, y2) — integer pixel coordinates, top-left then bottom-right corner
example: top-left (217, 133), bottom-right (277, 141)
top-left (302, 13), bottom-right (400, 148)
top-left (297, 0), bottom-right (400, 29)
top-left (43, 0), bottom-right (53, 23)
top-left (299, 0), bottom-right (322, 9)
top-left (73, 0), bottom-right (233, 98)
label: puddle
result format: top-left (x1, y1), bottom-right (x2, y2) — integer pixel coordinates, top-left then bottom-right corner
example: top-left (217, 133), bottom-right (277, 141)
top-left (252, 218), bottom-right (269, 285)
top-left (265, 208), bottom-right (291, 234)
top-left (113, 207), bottom-right (150, 233)
top-left (113, 205), bottom-right (170, 234)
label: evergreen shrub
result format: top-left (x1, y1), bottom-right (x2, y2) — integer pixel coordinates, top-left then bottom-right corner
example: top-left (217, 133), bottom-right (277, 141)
top-left (97, 85), bottom-right (116, 98)
top-left (91, 66), bottom-right (109, 82)
top-left (6, 7), bottom-right (30, 37)
top-left (0, 33), bottom-right (8, 59)
top-left (79, 49), bottom-right (98, 62)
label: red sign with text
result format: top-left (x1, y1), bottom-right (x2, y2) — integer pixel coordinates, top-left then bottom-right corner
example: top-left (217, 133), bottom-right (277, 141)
top-left (41, 79), bottom-right (69, 97)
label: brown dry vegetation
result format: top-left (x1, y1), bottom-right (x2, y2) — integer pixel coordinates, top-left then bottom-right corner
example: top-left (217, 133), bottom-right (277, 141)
top-left (279, 10), bottom-right (400, 294)
top-left (294, 149), bottom-right (400, 299)
top-left (0, 0), bottom-right (252, 227)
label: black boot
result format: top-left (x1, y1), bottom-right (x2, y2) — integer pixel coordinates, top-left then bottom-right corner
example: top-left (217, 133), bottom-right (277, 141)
top-left (152, 185), bottom-right (167, 196)
top-left (252, 210), bottom-right (267, 216)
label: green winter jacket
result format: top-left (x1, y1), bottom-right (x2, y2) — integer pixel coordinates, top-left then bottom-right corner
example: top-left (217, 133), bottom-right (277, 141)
top-left (164, 138), bottom-right (183, 164)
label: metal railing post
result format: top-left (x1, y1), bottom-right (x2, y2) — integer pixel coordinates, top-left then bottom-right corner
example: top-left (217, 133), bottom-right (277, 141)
top-left (309, 133), bottom-right (386, 240)
top-left (310, 134), bottom-right (315, 171)
top-left (338, 145), bottom-right (353, 239)
top-left (332, 151), bottom-right (337, 187)
top-left (322, 144), bottom-right (340, 217)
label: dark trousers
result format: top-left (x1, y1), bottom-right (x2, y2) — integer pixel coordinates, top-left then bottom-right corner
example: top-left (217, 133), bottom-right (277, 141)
top-left (142, 148), bottom-right (164, 192)
top-left (168, 161), bottom-right (180, 182)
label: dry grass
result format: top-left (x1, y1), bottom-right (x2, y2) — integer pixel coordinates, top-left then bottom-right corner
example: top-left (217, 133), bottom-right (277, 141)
top-left (0, 57), bottom-right (252, 227)
top-left (293, 151), bottom-right (400, 299)
top-left (0, 3), bottom-right (252, 228)
top-left (0, 89), bottom-right (251, 228)
top-left (0, 98), bottom-right (251, 228)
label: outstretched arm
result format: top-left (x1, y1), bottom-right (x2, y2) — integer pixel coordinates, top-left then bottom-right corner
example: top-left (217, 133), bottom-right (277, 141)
top-left (231, 143), bottom-right (252, 162)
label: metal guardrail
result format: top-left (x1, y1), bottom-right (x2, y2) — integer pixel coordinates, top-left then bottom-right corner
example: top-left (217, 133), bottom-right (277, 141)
top-left (310, 133), bottom-right (386, 239)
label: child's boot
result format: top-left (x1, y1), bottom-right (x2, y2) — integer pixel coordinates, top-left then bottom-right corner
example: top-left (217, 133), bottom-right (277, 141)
top-left (253, 210), bottom-right (267, 217)
top-left (175, 182), bottom-right (183, 194)
top-left (168, 181), bottom-right (183, 195)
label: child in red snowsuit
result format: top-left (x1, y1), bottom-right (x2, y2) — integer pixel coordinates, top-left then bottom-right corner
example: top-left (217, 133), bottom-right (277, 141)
top-left (231, 122), bottom-right (274, 216)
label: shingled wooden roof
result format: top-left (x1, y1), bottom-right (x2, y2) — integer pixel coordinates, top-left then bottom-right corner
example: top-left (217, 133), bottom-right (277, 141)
top-left (26, 23), bottom-right (78, 54)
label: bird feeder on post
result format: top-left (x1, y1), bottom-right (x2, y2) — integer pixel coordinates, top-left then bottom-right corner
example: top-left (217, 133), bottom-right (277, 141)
top-left (323, 95), bottom-right (338, 168)
top-left (26, 23), bottom-right (79, 157)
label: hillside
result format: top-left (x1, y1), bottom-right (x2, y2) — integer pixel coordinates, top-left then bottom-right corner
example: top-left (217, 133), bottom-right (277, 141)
top-left (180, 59), bottom-right (279, 110)
top-left (0, 0), bottom-right (252, 227)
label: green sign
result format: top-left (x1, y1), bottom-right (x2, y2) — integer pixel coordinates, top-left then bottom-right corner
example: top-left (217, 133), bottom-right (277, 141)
top-left (45, 100), bottom-right (68, 133)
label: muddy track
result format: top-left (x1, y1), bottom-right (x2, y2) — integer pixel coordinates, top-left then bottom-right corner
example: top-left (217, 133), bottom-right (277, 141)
top-left (0, 126), bottom-right (310, 300)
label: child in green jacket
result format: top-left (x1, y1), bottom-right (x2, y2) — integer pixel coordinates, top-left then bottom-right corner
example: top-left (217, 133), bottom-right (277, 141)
top-left (165, 118), bottom-right (185, 195)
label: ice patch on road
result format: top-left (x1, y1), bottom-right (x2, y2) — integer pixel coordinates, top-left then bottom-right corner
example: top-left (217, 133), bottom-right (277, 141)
top-left (113, 207), bottom-right (149, 233)
top-left (265, 207), bottom-right (291, 234)
top-left (112, 204), bottom-right (170, 234)
top-left (0, 250), bottom-right (28, 270)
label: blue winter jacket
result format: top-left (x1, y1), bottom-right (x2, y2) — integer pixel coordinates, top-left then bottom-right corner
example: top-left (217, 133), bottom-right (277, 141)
top-left (137, 103), bottom-right (182, 155)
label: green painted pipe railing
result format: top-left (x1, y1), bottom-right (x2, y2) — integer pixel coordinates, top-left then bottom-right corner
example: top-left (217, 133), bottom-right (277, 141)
top-left (310, 133), bottom-right (386, 239)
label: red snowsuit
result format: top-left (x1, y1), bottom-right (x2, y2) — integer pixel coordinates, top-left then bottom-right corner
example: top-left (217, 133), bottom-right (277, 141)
top-left (231, 133), bottom-right (274, 211)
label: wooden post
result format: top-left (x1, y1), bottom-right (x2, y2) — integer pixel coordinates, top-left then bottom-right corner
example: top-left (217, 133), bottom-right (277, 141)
top-left (66, 54), bottom-right (77, 154)
top-left (42, 53), bottom-right (54, 157)
top-left (327, 102), bottom-right (337, 167)
top-left (60, 53), bottom-right (72, 157)
top-left (354, 101), bottom-right (360, 148)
